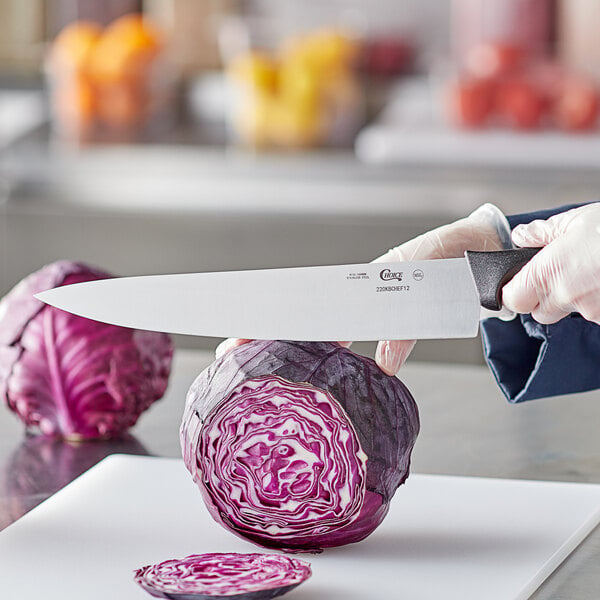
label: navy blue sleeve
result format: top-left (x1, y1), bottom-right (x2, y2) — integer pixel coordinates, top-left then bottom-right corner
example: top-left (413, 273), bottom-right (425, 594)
top-left (480, 202), bottom-right (600, 402)
top-left (505, 204), bottom-right (585, 229)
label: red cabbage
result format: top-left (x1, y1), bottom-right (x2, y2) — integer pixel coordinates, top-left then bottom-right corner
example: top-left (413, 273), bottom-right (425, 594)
top-left (134, 552), bottom-right (311, 600)
top-left (181, 340), bottom-right (419, 553)
top-left (0, 261), bottom-right (173, 440)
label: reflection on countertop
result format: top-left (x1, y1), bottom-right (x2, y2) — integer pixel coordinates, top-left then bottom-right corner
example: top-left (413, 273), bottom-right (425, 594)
top-left (0, 434), bottom-right (149, 530)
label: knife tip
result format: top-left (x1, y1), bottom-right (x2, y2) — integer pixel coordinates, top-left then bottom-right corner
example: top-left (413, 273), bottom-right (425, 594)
top-left (34, 290), bottom-right (56, 306)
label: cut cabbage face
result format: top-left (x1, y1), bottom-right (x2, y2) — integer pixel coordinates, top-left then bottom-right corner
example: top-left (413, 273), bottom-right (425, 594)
top-left (181, 340), bottom-right (419, 553)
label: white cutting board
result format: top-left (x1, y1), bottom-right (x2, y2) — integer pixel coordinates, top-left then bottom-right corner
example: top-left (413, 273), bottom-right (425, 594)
top-left (2, 455), bottom-right (600, 600)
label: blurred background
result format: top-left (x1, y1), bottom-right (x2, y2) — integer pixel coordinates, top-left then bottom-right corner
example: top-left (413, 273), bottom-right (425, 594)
top-left (1, 0), bottom-right (600, 363)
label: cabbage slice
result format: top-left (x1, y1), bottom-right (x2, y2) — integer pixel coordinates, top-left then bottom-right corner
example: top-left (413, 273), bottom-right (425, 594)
top-left (134, 552), bottom-right (311, 600)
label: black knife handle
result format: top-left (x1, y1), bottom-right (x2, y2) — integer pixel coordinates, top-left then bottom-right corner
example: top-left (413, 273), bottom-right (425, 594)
top-left (465, 247), bottom-right (541, 311)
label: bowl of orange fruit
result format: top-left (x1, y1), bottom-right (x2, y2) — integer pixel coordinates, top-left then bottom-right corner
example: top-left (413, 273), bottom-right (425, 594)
top-left (47, 14), bottom-right (176, 141)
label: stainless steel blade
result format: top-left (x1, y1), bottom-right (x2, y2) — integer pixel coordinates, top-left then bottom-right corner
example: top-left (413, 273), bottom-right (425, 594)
top-left (34, 259), bottom-right (481, 341)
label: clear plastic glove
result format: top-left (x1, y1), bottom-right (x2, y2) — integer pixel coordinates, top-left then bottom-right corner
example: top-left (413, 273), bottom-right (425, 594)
top-left (372, 203), bottom-right (512, 375)
top-left (502, 203), bottom-right (600, 325)
top-left (216, 203), bottom-right (511, 373)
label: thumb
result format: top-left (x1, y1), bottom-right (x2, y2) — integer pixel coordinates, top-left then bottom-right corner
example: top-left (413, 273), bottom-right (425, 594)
top-left (502, 246), bottom-right (568, 322)
top-left (375, 339), bottom-right (416, 376)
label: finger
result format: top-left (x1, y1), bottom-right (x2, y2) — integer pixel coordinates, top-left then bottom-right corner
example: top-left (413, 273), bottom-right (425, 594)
top-left (503, 278), bottom-right (567, 323)
top-left (215, 338), bottom-right (252, 359)
top-left (337, 341), bottom-right (353, 348)
top-left (511, 217), bottom-right (562, 248)
top-left (503, 261), bottom-right (571, 324)
top-left (372, 246), bottom-right (406, 263)
top-left (501, 269), bottom-right (541, 315)
top-left (375, 339), bottom-right (417, 376)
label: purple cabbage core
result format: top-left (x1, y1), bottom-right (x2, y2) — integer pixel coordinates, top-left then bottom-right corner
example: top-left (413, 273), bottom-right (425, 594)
top-left (181, 340), bottom-right (419, 553)
top-left (198, 376), bottom-right (367, 542)
top-left (133, 552), bottom-right (312, 600)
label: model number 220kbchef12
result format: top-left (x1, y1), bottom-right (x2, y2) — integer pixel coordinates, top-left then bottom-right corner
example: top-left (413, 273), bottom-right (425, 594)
top-left (376, 285), bottom-right (411, 292)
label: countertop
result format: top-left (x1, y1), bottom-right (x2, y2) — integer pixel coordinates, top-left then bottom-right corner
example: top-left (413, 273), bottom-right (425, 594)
top-left (1, 349), bottom-right (599, 598)
top-left (5, 140), bottom-right (600, 218)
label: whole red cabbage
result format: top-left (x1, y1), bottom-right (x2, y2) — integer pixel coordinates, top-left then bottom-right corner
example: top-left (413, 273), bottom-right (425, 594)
top-left (181, 340), bottom-right (419, 553)
top-left (0, 261), bottom-right (173, 440)
top-left (134, 553), bottom-right (311, 599)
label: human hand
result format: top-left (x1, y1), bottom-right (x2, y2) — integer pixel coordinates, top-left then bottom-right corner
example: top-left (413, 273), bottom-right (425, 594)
top-left (373, 203), bottom-right (511, 375)
top-left (502, 203), bottom-right (600, 325)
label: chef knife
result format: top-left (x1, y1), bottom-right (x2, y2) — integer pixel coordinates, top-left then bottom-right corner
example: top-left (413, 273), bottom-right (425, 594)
top-left (34, 248), bottom-right (539, 341)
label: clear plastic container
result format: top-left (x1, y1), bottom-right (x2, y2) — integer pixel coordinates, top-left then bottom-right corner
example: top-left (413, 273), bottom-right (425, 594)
top-left (46, 13), bottom-right (177, 143)
top-left (218, 4), bottom-right (366, 150)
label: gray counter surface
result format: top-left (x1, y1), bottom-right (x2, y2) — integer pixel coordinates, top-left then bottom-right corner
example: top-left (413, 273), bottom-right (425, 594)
top-left (0, 349), bottom-right (598, 598)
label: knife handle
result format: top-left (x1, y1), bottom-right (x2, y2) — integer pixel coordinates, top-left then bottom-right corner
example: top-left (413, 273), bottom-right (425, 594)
top-left (465, 247), bottom-right (541, 311)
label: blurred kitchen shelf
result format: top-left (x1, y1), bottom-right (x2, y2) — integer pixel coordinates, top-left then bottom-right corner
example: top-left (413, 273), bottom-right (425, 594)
top-left (356, 78), bottom-right (600, 169)
top-left (6, 125), bottom-right (600, 220)
top-left (357, 124), bottom-right (600, 169)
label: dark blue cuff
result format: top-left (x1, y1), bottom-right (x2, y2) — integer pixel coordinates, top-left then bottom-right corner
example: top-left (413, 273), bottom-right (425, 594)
top-left (481, 314), bottom-right (600, 402)
top-left (482, 202), bottom-right (600, 402)
top-left (506, 204), bottom-right (585, 229)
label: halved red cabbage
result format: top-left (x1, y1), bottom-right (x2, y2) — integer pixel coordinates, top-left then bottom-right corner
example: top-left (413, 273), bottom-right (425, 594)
top-left (181, 340), bottom-right (419, 553)
top-left (0, 261), bottom-right (173, 440)
top-left (133, 552), bottom-right (311, 600)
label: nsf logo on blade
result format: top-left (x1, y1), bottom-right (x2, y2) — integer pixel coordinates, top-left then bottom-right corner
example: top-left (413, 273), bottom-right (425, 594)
top-left (412, 269), bottom-right (424, 281)
top-left (379, 269), bottom-right (403, 282)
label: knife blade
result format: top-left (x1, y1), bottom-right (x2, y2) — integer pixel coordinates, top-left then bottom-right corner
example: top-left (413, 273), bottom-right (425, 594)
top-left (34, 248), bottom-right (539, 341)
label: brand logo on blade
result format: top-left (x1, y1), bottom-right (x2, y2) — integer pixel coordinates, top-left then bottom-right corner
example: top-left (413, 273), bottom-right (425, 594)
top-left (379, 269), bottom-right (403, 282)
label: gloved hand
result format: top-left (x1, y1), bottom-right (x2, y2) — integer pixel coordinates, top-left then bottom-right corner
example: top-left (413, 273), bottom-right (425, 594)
top-left (216, 203), bottom-right (512, 374)
top-left (372, 202), bottom-right (511, 375)
top-left (502, 203), bottom-right (600, 325)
